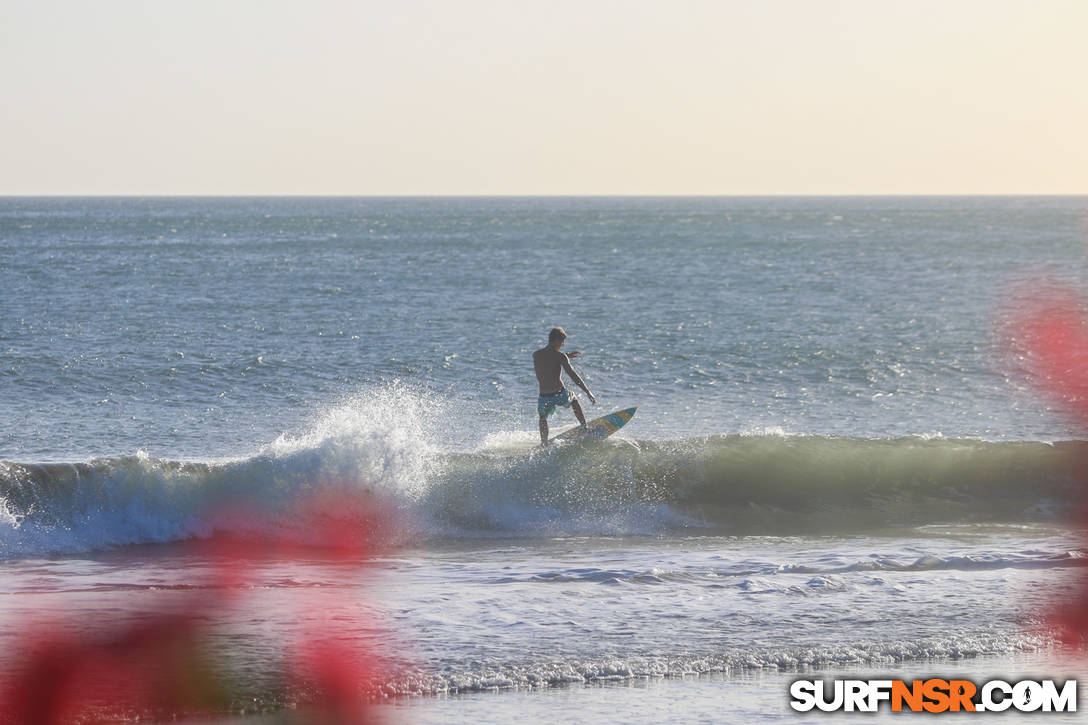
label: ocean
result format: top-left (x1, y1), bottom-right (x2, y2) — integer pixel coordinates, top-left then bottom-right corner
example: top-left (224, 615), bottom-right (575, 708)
top-left (2, 196), bottom-right (1086, 722)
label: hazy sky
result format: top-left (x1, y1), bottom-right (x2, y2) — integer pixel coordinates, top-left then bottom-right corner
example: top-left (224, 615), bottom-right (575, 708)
top-left (2, 0), bottom-right (1086, 195)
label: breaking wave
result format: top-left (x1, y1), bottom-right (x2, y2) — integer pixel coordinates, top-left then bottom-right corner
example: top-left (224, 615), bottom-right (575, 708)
top-left (428, 434), bottom-right (1084, 537)
top-left (2, 392), bottom-right (1085, 558)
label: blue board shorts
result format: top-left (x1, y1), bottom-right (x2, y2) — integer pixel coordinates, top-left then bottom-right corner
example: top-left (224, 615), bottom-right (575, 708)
top-left (538, 389), bottom-right (576, 418)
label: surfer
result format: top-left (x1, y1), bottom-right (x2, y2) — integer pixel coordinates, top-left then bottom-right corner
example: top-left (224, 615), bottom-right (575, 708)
top-left (534, 327), bottom-right (596, 445)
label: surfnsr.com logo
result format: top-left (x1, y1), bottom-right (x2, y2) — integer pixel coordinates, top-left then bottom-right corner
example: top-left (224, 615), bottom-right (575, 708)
top-left (790, 678), bottom-right (1077, 713)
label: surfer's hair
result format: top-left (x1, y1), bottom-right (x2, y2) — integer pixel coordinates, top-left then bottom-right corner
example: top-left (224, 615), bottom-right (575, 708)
top-left (549, 327), bottom-right (567, 344)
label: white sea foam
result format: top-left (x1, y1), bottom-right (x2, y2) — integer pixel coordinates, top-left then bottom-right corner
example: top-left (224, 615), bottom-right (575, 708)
top-left (264, 382), bottom-right (443, 502)
top-left (373, 632), bottom-right (1061, 696)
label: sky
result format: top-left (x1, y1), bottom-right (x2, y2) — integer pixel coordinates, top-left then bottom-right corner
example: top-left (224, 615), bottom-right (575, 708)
top-left (2, 0), bottom-right (1086, 195)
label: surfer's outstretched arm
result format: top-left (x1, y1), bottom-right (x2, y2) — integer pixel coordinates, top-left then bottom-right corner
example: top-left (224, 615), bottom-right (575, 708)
top-left (561, 355), bottom-right (596, 404)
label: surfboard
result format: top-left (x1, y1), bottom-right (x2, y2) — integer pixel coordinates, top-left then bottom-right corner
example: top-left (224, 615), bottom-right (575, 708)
top-left (551, 407), bottom-right (637, 443)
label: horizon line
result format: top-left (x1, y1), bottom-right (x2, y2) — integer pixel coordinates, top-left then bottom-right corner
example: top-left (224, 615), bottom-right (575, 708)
top-left (2, 192), bottom-right (1086, 199)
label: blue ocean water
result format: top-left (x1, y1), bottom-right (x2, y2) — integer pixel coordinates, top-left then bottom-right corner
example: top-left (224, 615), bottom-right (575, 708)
top-left (4, 196), bottom-right (1087, 462)
top-left (1, 197), bottom-right (1087, 721)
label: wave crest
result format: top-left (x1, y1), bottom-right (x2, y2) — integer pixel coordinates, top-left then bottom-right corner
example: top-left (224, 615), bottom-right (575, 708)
top-left (2, 430), bottom-right (1083, 557)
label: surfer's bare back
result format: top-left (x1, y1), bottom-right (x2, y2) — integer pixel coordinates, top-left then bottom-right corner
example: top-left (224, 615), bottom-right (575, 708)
top-left (534, 327), bottom-right (596, 446)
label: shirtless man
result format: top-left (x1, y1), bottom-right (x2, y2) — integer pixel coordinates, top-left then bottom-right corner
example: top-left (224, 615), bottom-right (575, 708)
top-left (534, 327), bottom-right (596, 445)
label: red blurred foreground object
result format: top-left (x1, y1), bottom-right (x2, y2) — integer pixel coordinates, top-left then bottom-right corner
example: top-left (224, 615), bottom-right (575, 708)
top-left (1011, 288), bottom-right (1088, 420)
top-left (1, 615), bottom-right (222, 724)
top-left (290, 637), bottom-right (379, 725)
top-left (1009, 284), bottom-right (1088, 644)
top-left (0, 489), bottom-right (388, 724)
